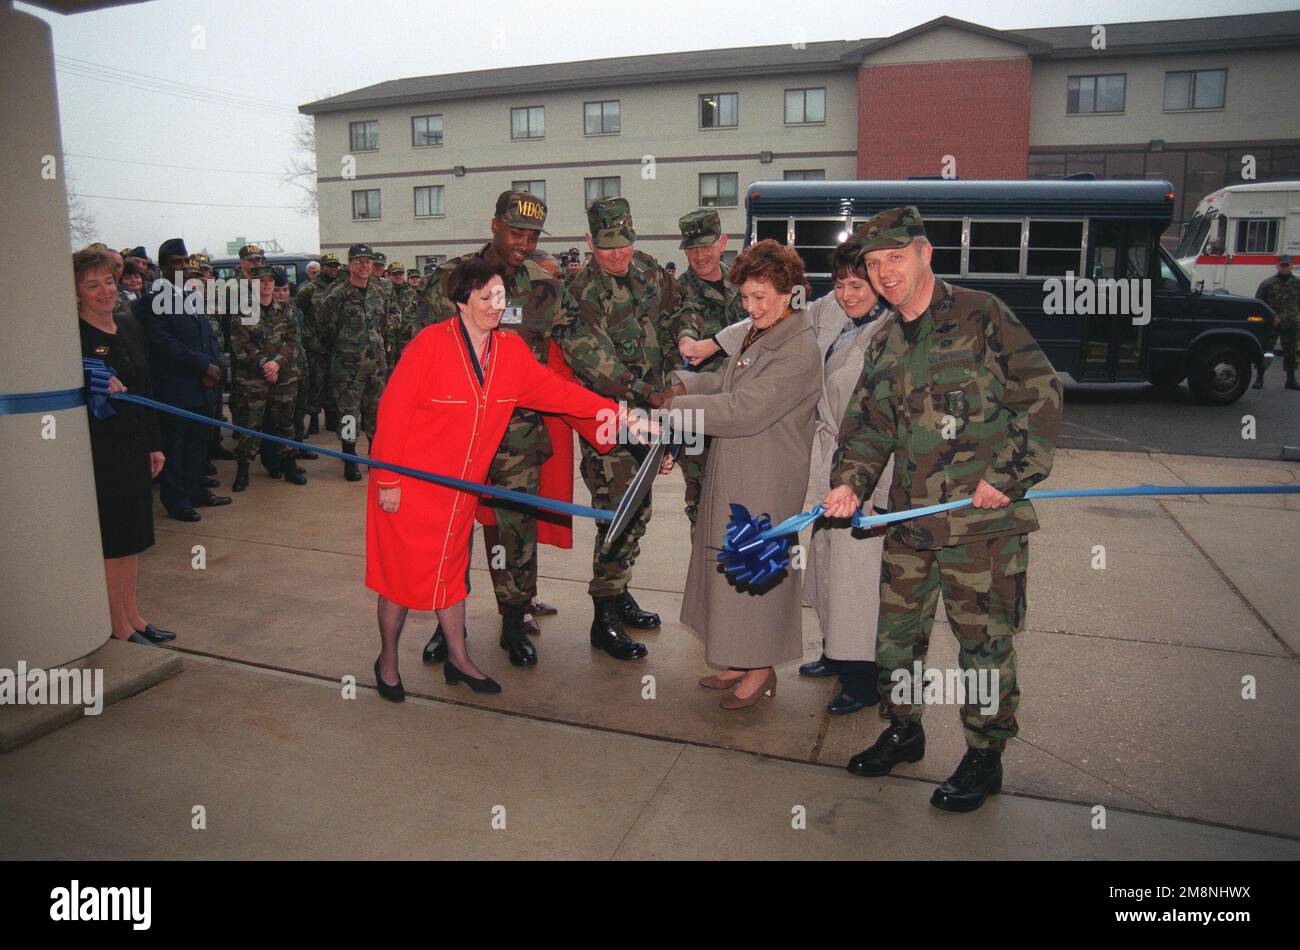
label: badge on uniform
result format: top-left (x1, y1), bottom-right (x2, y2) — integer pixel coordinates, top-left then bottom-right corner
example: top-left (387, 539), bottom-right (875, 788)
top-left (93, 344), bottom-right (110, 357)
top-left (944, 390), bottom-right (968, 415)
top-left (501, 306), bottom-right (523, 325)
top-left (736, 357), bottom-right (752, 369)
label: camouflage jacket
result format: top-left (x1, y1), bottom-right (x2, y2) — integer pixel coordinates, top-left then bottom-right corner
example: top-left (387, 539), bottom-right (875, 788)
top-left (830, 279), bottom-right (1062, 549)
top-left (421, 245), bottom-right (571, 456)
top-left (1256, 274), bottom-right (1299, 324)
top-left (231, 298), bottom-right (299, 373)
top-left (676, 265), bottom-right (746, 372)
top-left (555, 250), bottom-right (700, 407)
top-left (320, 278), bottom-right (387, 362)
top-left (296, 274), bottom-right (334, 351)
top-left (395, 284), bottom-right (420, 347)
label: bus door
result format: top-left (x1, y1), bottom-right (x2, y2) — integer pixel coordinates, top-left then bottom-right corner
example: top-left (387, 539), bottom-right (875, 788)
top-left (1081, 220), bottom-right (1154, 381)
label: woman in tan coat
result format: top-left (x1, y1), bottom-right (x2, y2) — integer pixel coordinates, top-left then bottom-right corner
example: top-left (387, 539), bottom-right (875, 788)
top-left (664, 241), bottom-right (822, 708)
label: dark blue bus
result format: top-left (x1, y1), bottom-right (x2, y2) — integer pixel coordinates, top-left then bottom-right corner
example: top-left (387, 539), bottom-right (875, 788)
top-left (743, 178), bottom-right (1274, 405)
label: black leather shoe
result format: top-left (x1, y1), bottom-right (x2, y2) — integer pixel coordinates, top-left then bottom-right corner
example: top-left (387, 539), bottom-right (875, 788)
top-left (283, 463), bottom-right (308, 486)
top-left (444, 657), bottom-right (502, 694)
top-left (614, 590), bottom-right (660, 629)
top-left (827, 689), bottom-right (870, 715)
top-left (342, 440), bottom-right (362, 481)
top-left (847, 720), bottom-right (925, 777)
top-left (296, 447), bottom-right (319, 460)
top-left (590, 596), bottom-right (648, 660)
top-left (423, 623), bottom-right (469, 664)
top-left (499, 603), bottom-right (537, 667)
top-left (529, 599), bottom-right (558, 616)
top-left (522, 618), bottom-right (541, 637)
top-left (202, 477), bottom-right (220, 488)
top-left (116, 632), bottom-right (156, 646)
top-left (373, 658), bottom-right (405, 703)
top-left (204, 462), bottom-right (218, 476)
top-left (196, 495), bottom-right (232, 507)
top-left (231, 461), bottom-right (250, 492)
top-left (169, 508), bottom-right (201, 523)
top-left (134, 623), bottom-right (176, 643)
top-left (930, 748), bottom-right (1003, 812)
top-left (799, 654), bottom-right (838, 677)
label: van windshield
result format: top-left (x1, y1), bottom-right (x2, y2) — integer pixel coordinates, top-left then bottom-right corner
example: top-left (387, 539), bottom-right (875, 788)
top-left (1176, 209), bottom-right (1215, 259)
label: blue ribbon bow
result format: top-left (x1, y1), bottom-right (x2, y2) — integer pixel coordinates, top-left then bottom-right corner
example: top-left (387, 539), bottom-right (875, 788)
top-left (81, 358), bottom-right (116, 419)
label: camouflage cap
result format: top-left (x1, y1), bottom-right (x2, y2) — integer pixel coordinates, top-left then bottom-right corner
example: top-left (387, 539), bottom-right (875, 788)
top-left (252, 264), bottom-right (276, 279)
top-left (187, 253), bottom-right (210, 268)
top-left (587, 196), bottom-right (635, 249)
top-left (319, 252), bottom-right (340, 266)
top-left (494, 189), bottom-right (548, 232)
top-left (406, 269), bottom-right (420, 278)
top-left (1279, 254), bottom-right (1293, 265)
top-left (386, 260), bottom-right (404, 274)
top-left (852, 206), bottom-right (927, 254)
top-left (347, 243), bottom-right (374, 262)
top-left (238, 243), bottom-right (265, 260)
top-left (677, 209), bottom-right (722, 249)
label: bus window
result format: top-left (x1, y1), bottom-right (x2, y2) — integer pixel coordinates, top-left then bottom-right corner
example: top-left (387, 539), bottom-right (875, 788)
top-left (1176, 210), bottom-right (1213, 258)
top-left (794, 218), bottom-right (847, 275)
top-left (926, 218), bottom-right (962, 276)
top-left (1205, 214), bottom-right (1226, 256)
top-left (1234, 219), bottom-right (1280, 255)
top-left (1158, 252), bottom-right (1185, 291)
top-left (968, 220), bottom-right (1021, 275)
top-left (1027, 219), bottom-right (1085, 277)
top-left (754, 218), bottom-right (788, 244)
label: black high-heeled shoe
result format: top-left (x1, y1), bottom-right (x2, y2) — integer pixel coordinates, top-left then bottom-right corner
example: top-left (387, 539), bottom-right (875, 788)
top-left (443, 657), bottom-right (501, 694)
top-left (373, 657), bottom-right (405, 703)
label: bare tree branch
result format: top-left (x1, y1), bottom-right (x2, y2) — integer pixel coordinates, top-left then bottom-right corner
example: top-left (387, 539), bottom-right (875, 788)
top-left (65, 174), bottom-right (98, 249)
top-left (283, 116), bottom-right (318, 217)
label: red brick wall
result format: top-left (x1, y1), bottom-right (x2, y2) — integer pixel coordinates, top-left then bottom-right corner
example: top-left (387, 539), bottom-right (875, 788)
top-left (856, 58), bottom-right (1031, 180)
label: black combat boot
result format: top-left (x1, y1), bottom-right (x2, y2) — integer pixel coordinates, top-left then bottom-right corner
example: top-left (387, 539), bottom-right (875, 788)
top-left (499, 602), bottom-right (538, 667)
top-left (846, 720), bottom-right (925, 776)
top-left (614, 590), bottom-right (660, 629)
top-left (930, 748), bottom-right (1003, 812)
top-left (342, 440), bottom-right (362, 481)
top-left (231, 461), bottom-right (250, 493)
top-left (423, 623), bottom-right (468, 664)
top-left (1286, 370), bottom-right (1299, 391)
top-left (1252, 365), bottom-right (1266, 389)
top-left (283, 459), bottom-right (308, 486)
top-left (590, 596), bottom-right (648, 660)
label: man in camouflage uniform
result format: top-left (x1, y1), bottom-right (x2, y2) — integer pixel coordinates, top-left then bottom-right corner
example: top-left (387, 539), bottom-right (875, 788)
top-left (419, 190), bottom-right (607, 665)
top-left (1255, 254), bottom-right (1299, 390)
top-left (399, 268), bottom-right (423, 357)
top-left (823, 207), bottom-right (1061, 813)
top-left (230, 265), bottom-right (307, 491)
top-left (554, 196), bottom-right (700, 660)
top-left (321, 244), bottom-right (387, 481)
top-left (297, 251), bottom-right (341, 433)
top-left (385, 260), bottom-right (418, 367)
top-left (671, 209), bottom-right (747, 528)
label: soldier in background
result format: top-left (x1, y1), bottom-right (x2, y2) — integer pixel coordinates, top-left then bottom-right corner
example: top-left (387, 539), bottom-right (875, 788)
top-left (555, 196), bottom-right (699, 660)
top-left (823, 207), bottom-right (1062, 813)
top-left (297, 251), bottom-right (340, 435)
top-left (670, 209), bottom-right (747, 528)
top-left (1255, 254), bottom-right (1299, 390)
top-left (385, 260), bottom-right (418, 368)
top-left (230, 266), bottom-right (307, 491)
top-left (320, 244), bottom-right (387, 481)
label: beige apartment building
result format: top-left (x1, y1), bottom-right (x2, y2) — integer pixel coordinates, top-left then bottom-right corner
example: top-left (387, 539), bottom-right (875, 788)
top-left (301, 11), bottom-right (1300, 268)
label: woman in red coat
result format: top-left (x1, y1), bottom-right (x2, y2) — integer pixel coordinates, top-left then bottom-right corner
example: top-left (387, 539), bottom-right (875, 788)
top-left (366, 258), bottom-right (650, 698)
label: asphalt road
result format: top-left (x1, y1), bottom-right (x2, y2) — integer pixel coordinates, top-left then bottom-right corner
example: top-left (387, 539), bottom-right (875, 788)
top-left (1060, 370), bottom-right (1300, 460)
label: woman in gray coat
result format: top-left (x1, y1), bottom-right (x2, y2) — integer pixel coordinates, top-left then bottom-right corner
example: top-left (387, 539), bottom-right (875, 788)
top-left (696, 240), bottom-right (895, 715)
top-left (664, 240), bottom-right (822, 709)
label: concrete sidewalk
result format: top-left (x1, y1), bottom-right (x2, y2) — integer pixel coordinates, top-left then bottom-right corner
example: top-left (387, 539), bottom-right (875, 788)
top-left (1, 444), bottom-right (1297, 859)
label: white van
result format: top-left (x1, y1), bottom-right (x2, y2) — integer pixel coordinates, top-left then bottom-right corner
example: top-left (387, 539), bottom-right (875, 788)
top-left (1176, 181), bottom-right (1300, 298)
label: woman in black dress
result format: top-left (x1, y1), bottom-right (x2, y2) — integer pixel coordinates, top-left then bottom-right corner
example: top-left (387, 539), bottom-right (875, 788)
top-left (74, 247), bottom-right (175, 646)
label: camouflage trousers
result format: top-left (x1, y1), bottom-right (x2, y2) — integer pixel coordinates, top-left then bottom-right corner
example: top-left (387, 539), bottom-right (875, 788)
top-left (1267, 319), bottom-right (1298, 373)
top-left (305, 343), bottom-right (333, 417)
top-left (875, 533), bottom-right (1029, 751)
top-left (580, 440), bottom-right (651, 597)
top-left (483, 438), bottom-right (549, 611)
top-left (680, 436), bottom-right (713, 530)
top-left (293, 351), bottom-right (310, 437)
top-left (330, 341), bottom-right (386, 444)
top-left (232, 369), bottom-right (301, 462)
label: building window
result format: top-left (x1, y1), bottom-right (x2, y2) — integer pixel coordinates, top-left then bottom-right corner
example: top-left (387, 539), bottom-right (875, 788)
top-left (1067, 74), bottom-right (1125, 114)
top-left (411, 114), bottom-right (443, 147)
top-left (699, 92), bottom-right (738, 129)
top-left (1026, 219), bottom-right (1085, 277)
top-left (512, 180), bottom-right (546, 202)
top-left (511, 106), bottom-right (544, 140)
top-left (584, 177), bottom-right (621, 206)
top-left (352, 189), bottom-right (381, 220)
top-left (783, 169), bottom-right (826, 181)
top-left (784, 88), bottom-right (825, 124)
top-left (414, 185), bottom-right (444, 218)
top-left (1235, 218), bottom-right (1279, 255)
top-left (349, 120), bottom-right (378, 151)
top-left (1164, 69), bottom-right (1227, 111)
top-left (584, 100), bottom-right (620, 135)
top-left (924, 219), bottom-right (963, 276)
top-left (699, 172), bottom-right (738, 207)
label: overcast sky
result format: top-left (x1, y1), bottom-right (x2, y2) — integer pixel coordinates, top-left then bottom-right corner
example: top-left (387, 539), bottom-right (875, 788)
top-left (19, 0), bottom-right (1293, 258)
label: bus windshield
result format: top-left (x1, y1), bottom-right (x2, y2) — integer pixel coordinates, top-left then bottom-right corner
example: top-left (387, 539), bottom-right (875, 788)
top-left (1176, 209), bottom-right (1215, 259)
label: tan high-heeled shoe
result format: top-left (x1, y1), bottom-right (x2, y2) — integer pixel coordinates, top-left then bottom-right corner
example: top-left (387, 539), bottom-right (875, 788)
top-left (720, 669), bottom-right (777, 709)
top-left (699, 671), bottom-right (745, 690)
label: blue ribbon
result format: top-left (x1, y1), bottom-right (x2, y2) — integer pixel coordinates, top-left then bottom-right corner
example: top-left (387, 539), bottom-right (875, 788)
top-left (81, 358), bottom-right (116, 419)
top-left (719, 484), bottom-right (1300, 584)
top-left (0, 387), bottom-right (88, 415)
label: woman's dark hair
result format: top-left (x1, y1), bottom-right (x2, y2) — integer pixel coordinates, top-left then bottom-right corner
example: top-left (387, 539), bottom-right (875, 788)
top-left (830, 241), bottom-right (870, 281)
top-left (446, 257), bottom-right (504, 305)
top-left (122, 260), bottom-right (148, 280)
top-left (728, 239), bottom-right (810, 300)
top-left (72, 247), bottom-right (117, 286)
